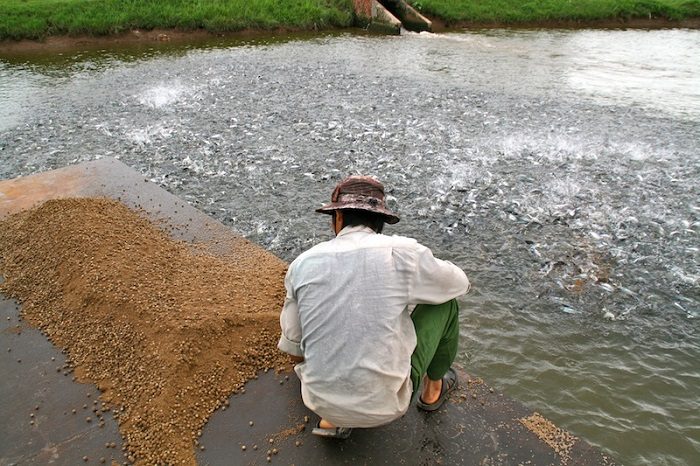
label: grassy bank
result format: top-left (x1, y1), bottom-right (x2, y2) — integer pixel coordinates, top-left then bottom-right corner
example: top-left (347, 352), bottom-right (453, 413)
top-left (0, 0), bottom-right (354, 41)
top-left (409, 0), bottom-right (700, 24)
top-left (2, 0), bottom-right (699, 41)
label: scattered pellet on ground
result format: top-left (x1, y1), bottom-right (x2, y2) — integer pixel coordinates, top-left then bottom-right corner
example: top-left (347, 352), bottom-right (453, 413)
top-left (519, 412), bottom-right (578, 465)
top-left (0, 198), bottom-right (290, 465)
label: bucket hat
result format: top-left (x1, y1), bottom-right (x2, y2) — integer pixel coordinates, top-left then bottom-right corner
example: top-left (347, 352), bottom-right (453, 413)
top-left (316, 176), bottom-right (400, 224)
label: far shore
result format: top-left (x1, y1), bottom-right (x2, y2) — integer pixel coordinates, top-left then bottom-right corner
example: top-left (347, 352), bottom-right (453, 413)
top-left (1, 16), bottom-right (699, 56)
top-left (2, 0), bottom-right (699, 55)
top-left (0, 27), bottom-right (312, 55)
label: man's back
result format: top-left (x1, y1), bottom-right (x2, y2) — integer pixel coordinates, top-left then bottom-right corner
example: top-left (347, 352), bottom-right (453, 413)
top-left (280, 225), bottom-right (468, 427)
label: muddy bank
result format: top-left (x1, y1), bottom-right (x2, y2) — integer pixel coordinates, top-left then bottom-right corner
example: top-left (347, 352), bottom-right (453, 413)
top-left (0, 198), bottom-right (290, 465)
top-left (0, 27), bottom-right (344, 55)
top-left (2, 15), bottom-right (699, 55)
top-left (429, 16), bottom-right (700, 31)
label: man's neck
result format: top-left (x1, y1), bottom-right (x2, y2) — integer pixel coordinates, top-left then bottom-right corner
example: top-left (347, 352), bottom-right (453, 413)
top-left (336, 225), bottom-right (376, 237)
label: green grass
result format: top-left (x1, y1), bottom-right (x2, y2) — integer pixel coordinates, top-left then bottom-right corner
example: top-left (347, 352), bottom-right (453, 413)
top-left (0, 0), bottom-right (354, 40)
top-left (409, 0), bottom-right (700, 23)
top-left (2, 0), bottom-right (699, 40)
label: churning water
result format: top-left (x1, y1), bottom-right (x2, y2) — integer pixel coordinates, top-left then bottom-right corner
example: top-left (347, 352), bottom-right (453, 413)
top-left (1, 29), bottom-right (698, 465)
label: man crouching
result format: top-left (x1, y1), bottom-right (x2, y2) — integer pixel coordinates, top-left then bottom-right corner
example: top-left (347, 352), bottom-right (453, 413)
top-left (278, 175), bottom-right (470, 439)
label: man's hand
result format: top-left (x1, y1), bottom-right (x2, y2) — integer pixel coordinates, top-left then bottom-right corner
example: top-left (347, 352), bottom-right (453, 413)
top-left (289, 355), bottom-right (304, 364)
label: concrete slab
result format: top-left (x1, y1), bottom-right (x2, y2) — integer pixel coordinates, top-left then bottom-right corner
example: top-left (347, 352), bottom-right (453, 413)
top-left (0, 157), bottom-right (262, 257)
top-left (0, 159), bottom-right (617, 465)
top-left (1, 293), bottom-right (127, 466)
top-left (381, 0), bottom-right (433, 32)
top-left (369, 1), bottom-right (402, 35)
top-left (197, 367), bottom-right (614, 465)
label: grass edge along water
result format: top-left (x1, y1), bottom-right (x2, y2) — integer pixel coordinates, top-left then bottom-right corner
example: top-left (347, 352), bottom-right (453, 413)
top-left (2, 0), bottom-right (700, 41)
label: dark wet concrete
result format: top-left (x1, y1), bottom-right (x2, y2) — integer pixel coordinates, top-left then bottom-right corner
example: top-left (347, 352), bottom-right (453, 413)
top-left (0, 294), bottom-right (126, 465)
top-left (197, 367), bottom-right (615, 465)
top-left (1, 159), bottom-right (617, 465)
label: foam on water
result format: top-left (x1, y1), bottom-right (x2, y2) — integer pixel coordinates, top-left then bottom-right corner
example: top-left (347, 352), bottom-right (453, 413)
top-left (125, 123), bottom-right (175, 146)
top-left (137, 83), bottom-right (191, 109)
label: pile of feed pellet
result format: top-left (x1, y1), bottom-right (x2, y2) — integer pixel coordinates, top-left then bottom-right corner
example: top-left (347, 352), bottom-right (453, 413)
top-left (0, 198), bottom-right (289, 465)
top-left (519, 412), bottom-right (578, 465)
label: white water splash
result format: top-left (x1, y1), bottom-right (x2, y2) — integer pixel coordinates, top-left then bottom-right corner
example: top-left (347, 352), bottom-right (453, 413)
top-left (125, 123), bottom-right (175, 145)
top-left (137, 83), bottom-right (190, 109)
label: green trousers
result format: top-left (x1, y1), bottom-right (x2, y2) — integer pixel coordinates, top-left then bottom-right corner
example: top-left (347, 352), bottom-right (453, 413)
top-left (410, 299), bottom-right (460, 396)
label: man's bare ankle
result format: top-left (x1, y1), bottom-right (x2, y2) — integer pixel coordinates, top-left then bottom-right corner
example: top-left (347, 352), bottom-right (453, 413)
top-left (319, 418), bottom-right (336, 429)
top-left (420, 378), bottom-right (443, 404)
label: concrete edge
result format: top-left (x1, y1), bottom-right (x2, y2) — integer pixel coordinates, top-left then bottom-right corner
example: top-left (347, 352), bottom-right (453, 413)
top-left (370, 0), bottom-right (402, 35)
top-left (399, 0), bottom-right (433, 32)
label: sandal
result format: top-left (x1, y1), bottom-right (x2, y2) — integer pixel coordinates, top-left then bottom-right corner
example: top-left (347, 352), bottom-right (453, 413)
top-left (416, 367), bottom-right (458, 412)
top-left (312, 422), bottom-right (353, 439)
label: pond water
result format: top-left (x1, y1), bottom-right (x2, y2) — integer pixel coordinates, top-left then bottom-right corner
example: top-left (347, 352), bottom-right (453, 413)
top-left (1, 28), bottom-right (699, 465)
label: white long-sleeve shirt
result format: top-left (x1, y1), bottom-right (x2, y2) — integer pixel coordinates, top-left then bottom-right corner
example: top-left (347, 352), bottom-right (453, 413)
top-left (278, 225), bottom-right (470, 428)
